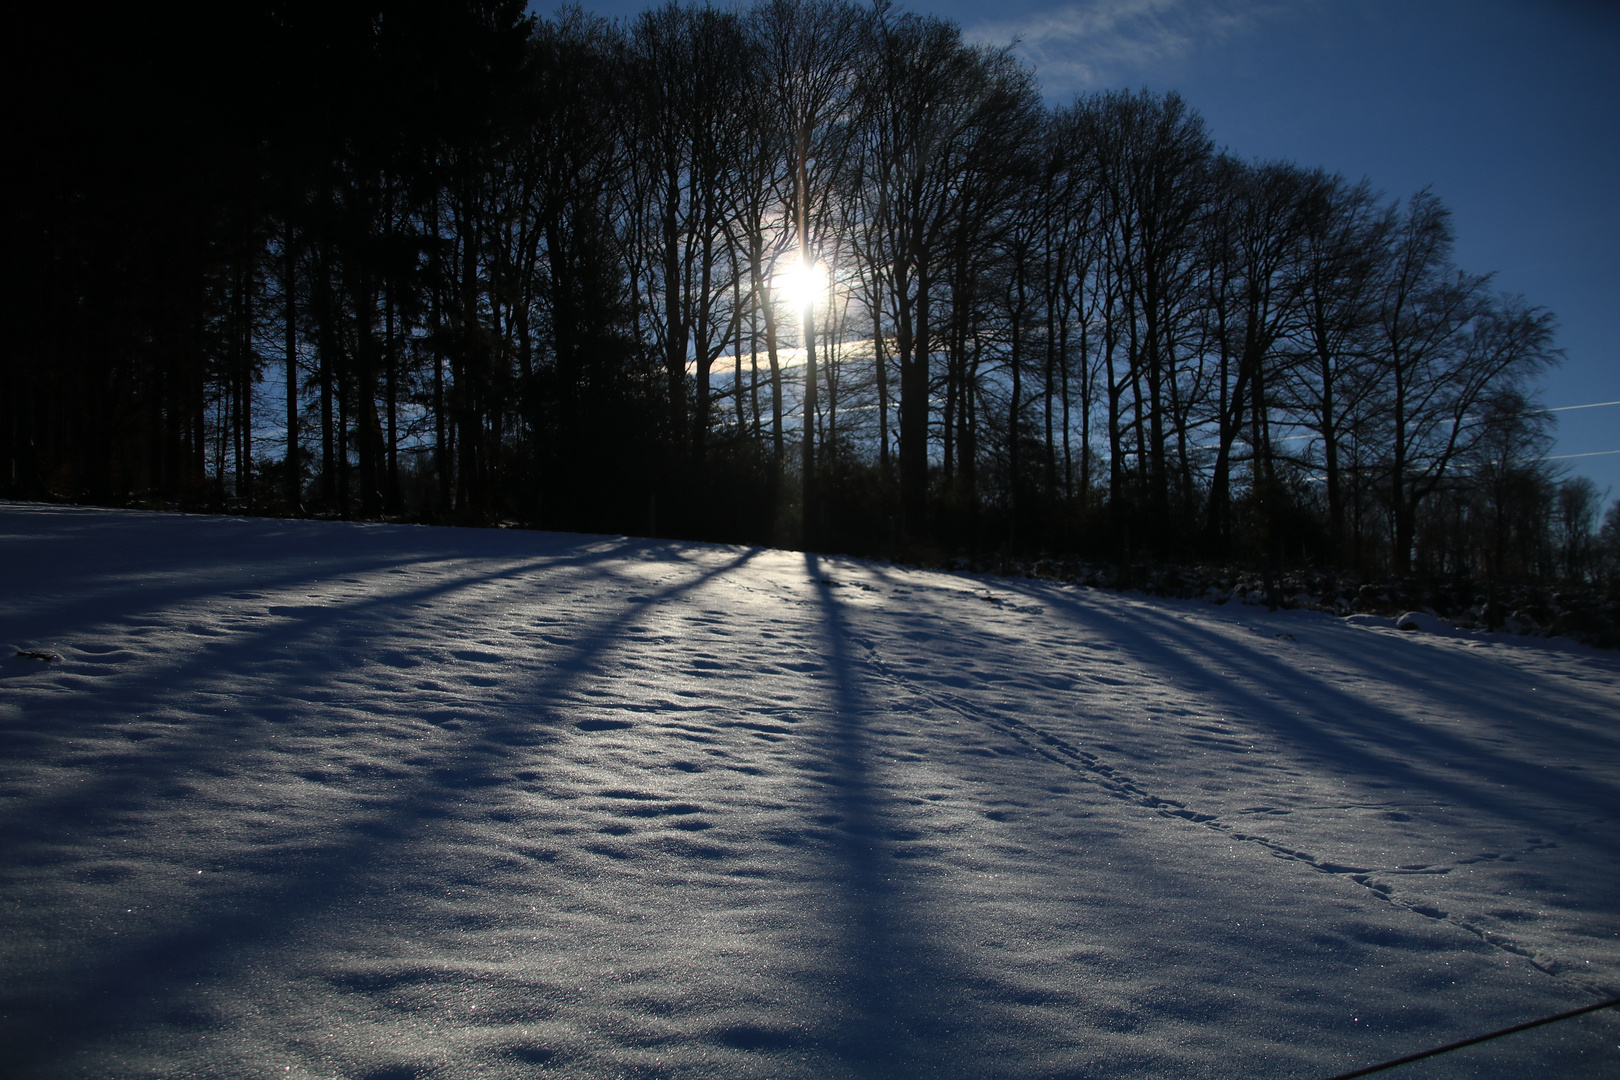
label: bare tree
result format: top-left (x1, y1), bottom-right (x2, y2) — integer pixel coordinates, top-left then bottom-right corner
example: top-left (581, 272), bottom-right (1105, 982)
top-left (754, 0), bottom-right (865, 546)
top-left (1082, 90), bottom-right (1212, 551)
top-left (1372, 191), bottom-right (1560, 572)
top-left (851, 10), bottom-right (1039, 541)
top-left (1281, 173), bottom-right (1390, 559)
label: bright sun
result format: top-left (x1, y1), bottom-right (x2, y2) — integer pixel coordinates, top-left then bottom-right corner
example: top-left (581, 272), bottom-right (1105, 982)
top-left (777, 256), bottom-right (828, 312)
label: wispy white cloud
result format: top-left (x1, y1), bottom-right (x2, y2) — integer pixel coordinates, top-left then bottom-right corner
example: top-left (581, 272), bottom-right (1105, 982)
top-left (965, 0), bottom-right (1292, 97)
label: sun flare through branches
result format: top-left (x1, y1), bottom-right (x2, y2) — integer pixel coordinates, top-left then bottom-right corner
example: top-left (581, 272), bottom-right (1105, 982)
top-left (777, 255), bottom-right (828, 313)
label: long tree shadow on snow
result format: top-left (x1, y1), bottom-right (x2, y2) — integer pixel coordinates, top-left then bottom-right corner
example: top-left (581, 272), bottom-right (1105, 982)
top-left (1021, 587), bottom-right (1620, 854)
top-left (0, 535), bottom-right (761, 1073)
top-left (0, 534), bottom-right (647, 844)
top-left (793, 553), bottom-right (973, 1079)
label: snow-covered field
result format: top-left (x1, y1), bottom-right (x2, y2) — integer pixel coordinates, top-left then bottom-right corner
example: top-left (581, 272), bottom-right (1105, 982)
top-left (2, 502), bottom-right (1617, 1080)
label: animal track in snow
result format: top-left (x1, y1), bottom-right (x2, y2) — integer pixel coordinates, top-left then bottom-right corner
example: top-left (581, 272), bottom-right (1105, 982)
top-left (852, 634), bottom-right (1600, 993)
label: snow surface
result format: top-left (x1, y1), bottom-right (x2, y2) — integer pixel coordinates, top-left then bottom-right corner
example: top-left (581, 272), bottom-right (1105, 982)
top-left (2, 502), bottom-right (1617, 1079)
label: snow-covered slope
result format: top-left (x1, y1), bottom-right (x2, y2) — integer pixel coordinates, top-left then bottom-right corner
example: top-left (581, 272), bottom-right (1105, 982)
top-left (2, 503), bottom-right (1616, 1079)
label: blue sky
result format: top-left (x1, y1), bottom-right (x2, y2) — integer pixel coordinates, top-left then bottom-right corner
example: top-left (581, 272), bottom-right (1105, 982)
top-left (554, 0), bottom-right (1620, 502)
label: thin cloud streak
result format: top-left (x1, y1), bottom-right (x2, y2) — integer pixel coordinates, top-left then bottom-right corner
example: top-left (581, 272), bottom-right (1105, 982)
top-left (965, 0), bottom-right (1289, 97)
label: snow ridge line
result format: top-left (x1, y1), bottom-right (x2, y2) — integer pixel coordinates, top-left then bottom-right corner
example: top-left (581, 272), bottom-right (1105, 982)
top-left (852, 638), bottom-right (1613, 998)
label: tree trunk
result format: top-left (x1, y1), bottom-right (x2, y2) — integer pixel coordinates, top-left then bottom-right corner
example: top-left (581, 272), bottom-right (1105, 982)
top-left (284, 225), bottom-right (302, 514)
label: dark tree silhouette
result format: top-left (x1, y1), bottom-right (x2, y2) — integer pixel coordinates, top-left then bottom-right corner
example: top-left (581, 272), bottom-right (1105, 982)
top-left (2, 0), bottom-right (1587, 585)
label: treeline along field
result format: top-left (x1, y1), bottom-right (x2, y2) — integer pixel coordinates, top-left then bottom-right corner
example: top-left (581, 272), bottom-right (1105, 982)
top-left (6, 0), bottom-right (1612, 582)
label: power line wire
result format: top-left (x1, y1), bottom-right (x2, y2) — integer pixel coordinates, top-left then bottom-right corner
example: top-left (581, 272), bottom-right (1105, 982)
top-left (1543, 399), bottom-right (1620, 413)
top-left (1322, 996), bottom-right (1620, 1080)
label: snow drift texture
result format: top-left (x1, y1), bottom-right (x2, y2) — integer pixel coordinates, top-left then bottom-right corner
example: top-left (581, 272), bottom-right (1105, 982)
top-left (1, 502), bottom-right (1617, 1079)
